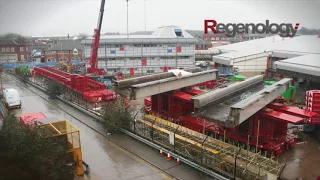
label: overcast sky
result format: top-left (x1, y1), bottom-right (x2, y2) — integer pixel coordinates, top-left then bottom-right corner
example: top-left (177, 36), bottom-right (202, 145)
top-left (0, 0), bottom-right (319, 36)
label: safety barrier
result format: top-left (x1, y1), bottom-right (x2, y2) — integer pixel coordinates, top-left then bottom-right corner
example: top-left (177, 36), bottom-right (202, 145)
top-left (2, 62), bottom-right (59, 69)
top-left (2, 60), bottom-right (85, 69)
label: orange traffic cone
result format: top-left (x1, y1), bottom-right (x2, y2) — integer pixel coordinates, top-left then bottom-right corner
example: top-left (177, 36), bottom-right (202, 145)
top-left (176, 157), bottom-right (180, 164)
top-left (160, 149), bottom-right (163, 156)
top-left (167, 152), bottom-right (171, 161)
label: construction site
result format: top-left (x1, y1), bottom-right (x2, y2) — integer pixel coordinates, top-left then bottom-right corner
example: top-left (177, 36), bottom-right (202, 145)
top-left (0, 0), bottom-right (320, 180)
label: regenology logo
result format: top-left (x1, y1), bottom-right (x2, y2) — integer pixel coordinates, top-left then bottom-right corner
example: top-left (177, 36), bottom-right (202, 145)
top-left (204, 20), bottom-right (300, 37)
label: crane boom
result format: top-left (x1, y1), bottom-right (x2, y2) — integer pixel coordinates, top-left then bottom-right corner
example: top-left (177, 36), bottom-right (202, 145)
top-left (87, 0), bottom-right (106, 75)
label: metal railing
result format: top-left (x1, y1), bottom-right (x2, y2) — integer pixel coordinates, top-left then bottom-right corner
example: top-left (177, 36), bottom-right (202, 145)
top-left (9, 71), bottom-right (285, 180)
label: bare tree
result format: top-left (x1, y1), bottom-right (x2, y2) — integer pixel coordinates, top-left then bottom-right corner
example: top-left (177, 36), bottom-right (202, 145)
top-left (77, 33), bottom-right (89, 40)
top-left (0, 33), bottom-right (29, 45)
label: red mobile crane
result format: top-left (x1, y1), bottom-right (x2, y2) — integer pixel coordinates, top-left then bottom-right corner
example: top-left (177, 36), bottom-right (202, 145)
top-left (32, 0), bottom-right (117, 102)
top-left (87, 0), bottom-right (106, 76)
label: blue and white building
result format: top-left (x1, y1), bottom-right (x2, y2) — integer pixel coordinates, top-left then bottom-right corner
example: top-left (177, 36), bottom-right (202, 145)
top-left (81, 26), bottom-right (197, 75)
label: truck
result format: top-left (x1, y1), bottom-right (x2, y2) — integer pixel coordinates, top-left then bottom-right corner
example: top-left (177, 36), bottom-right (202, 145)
top-left (3, 88), bottom-right (22, 109)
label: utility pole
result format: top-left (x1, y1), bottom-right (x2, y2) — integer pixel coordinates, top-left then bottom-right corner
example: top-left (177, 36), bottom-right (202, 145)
top-left (0, 67), bottom-right (3, 98)
top-left (126, 0), bottom-right (129, 39)
top-left (144, 0), bottom-right (146, 32)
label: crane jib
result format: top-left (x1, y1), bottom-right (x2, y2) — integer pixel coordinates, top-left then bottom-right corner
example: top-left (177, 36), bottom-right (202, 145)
top-left (88, 0), bottom-right (106, 75)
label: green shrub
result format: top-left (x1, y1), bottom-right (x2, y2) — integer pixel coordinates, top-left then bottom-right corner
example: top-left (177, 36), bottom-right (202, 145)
top-left (47, 80), bottom-right (63, 99)
top-left (102, 98), bottom-right (133, 133)
top-left (0, 113), bottom-right (75, 180)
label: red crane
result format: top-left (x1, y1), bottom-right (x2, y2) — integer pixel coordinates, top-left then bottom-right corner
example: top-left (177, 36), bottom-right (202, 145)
top-left (87, 0), bottom-right (106, 76)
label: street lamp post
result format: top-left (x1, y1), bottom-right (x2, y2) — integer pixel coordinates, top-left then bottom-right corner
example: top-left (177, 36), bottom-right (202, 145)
top-left (0, 69), bottom-right (3, 97)
top-left (126, 0), bottom-right (129, 39)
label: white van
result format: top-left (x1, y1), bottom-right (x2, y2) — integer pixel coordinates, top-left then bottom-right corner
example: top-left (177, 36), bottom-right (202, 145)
top-left (3, 88), bottom-right (22, 109)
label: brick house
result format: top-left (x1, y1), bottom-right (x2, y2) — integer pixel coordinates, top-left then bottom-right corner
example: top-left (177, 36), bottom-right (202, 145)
top-left (44, 40), bottom-right (82, 62)
top-left (195, 38), bottom-right (213, 50)
top-left (0, 38), bottom-right (29, 63)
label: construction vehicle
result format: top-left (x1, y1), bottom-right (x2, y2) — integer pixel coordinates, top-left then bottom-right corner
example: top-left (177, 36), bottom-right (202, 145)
top-left (86, 0), bottom-right (106, 76)
top-left (17, 65), bottom-right (31, 76)
top-left (33, 67), bottom-right (116, 102)
top-left (19, 112), bottom-right (90, 176)
top-left (113, 69), bottom-right (318, 157)
top-left (59, 61), bottom-right (71, 73)
top-left (32, 0), bottom-right (117, 102)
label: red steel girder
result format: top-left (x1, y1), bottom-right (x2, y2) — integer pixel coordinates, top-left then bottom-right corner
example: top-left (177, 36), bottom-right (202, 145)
top-left (267, 104), bottom-right (318, 118)
top-left (259, 110), bottom-right (304, 124)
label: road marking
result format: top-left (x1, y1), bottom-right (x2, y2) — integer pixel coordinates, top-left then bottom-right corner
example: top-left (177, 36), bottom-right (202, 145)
top-left (110, 140), bottom-right (173, 180)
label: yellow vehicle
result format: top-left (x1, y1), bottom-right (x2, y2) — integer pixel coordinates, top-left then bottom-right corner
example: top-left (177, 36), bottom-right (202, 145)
top-left (59, 61), bottom-right (71, 72)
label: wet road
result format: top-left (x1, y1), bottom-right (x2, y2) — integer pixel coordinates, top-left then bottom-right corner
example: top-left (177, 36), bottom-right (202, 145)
top-left (279, 88), bottom-right (320, 180)
top-left (2, 75), bottom-right (213, 180)
top-left (279, 133), bottom-right (320, 180)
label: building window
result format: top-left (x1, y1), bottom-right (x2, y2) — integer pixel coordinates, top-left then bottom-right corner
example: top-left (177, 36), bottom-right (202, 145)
top-left (1, 47), bottom-right (5, 52)
top-left (11, 47), bottom-right (14, 52)
top-left (6, 47), bottom-right (10, 52)
top-left (174, 29), bottom-right (183, 37)
top-left (20, 47), bottom-right (24, 52)
top-left (147, 69), bottom-right (154, 74)
top-left (21, 55), bottom-right (25, 61)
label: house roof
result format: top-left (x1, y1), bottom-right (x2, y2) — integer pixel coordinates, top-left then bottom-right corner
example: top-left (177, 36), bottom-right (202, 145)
top-left (211, 35), bottom-right (320, 53)
top-left (0, 39), bottom-right (21, 46)
top-left (275, 54), bottom-right (320, 77)
top-left (81, 25), bottom-right (197, 45)
top-left (211, 35), bottom-right (320, 65)
top-left (47, 40), bottom-right (81, 51)
top-left (209, 35), bottom-right (320, 77)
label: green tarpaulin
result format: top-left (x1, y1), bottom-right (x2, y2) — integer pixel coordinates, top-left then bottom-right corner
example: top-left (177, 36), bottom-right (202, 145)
top-left (232, 75), bottom-right (246, 81)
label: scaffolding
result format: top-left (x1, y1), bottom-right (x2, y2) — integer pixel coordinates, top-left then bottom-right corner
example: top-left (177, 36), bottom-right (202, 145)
top-left (37, 120), bottom-right (84, 176)
top-left (83, 40), bottom-right (196, 75)
top-left (130, 114), bottom-right (284, 180)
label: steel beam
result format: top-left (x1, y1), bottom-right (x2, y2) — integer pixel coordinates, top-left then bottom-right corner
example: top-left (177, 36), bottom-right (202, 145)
top-left (113, 67), bottom-right (201, 89)
top-left (192, 75), bottom-right (264, 109)
top-left (276, 69), bottom-right (320, 83)
top-left (227, 78), bottom-right (292, 127)
top-left (128, 70), bottom-right (218, 100)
